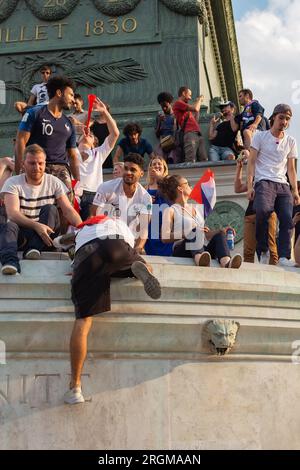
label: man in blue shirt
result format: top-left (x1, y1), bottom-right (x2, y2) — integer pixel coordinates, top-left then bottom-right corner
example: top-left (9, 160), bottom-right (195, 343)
top-left (113, 122), bottom-right (154, 165)
top-left (15, 76), bottom-right (80, 192)
top-left (237, 88), bottom-right (266, 151)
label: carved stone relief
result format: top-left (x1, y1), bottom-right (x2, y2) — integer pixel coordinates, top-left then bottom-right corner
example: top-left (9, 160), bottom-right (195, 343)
top-left (206, 201), bottom-right (245, 243)
top-left (5, 52), bottom-right (148, 98)
top-left (0, 0), bottom-right (18, 23)
top-left (25, 0), bottom-right (79, 21)
top-left (93, 0), bottom-right (141, 16)
top-left (161, 0), bottom-right (205, 16)
top-left (203, 319), bottom-right (240, 355)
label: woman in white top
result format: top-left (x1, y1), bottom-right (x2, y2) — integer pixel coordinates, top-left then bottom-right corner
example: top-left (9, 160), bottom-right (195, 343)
top-left (159, 175), bottom-right (242, 268)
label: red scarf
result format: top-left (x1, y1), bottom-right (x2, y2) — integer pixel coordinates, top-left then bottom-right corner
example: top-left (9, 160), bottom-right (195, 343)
top-left (77, 214), bottom-right (108, 229)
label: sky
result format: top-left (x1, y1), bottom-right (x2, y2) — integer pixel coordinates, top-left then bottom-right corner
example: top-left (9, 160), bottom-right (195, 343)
top-left (232, 0), bottom-right (300, 144)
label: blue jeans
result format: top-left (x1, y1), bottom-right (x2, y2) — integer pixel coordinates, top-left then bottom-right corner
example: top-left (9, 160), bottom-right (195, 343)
top-left (0, 204), bottom-right (60, 270)
top-left (254, 180), bottom-right (293, 259)
top-left (209, 145), bottom-right (235, 162)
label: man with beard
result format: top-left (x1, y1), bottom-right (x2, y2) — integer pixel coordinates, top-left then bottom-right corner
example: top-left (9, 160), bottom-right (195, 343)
top-left (92, 153), bottom-right (152, 254)
top-left (15, 76), bottom-right (79, 192)
top-left (208, 101), bottom-right (239, 161)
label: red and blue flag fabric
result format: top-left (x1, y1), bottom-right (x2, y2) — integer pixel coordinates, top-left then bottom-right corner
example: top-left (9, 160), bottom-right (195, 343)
top-left (189, 169), bottom-right (216, 219)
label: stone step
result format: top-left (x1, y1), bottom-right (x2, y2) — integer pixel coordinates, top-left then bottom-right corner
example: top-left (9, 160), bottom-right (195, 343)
top-left (1, 311), bottom-right (300, 356)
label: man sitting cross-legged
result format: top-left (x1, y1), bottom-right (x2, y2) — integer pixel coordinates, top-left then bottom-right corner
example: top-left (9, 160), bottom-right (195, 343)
top-left (0, 144), bottom-right (82, 275)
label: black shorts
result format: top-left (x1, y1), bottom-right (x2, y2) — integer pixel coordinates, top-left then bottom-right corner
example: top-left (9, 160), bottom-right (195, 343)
top-left (71, 238), bottom-right (145, 319)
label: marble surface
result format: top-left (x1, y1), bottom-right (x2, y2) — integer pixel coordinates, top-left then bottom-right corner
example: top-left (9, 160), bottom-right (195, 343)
top-left (1, 257), bottom-right (300, 449)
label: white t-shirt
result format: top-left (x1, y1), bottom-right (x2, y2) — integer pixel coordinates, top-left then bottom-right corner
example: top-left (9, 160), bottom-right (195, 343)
top-left (30, 82), bottom-right (49, 105)
top-left (251, 130), bottom-right (298, 184)
top-left (75, 217), bottom-right (135, 252)
top-left (1, 173), bottom-right (68, 221)
top-left (78, 137), bottom-right (113, 192)
top-left (93, 177), bottom-right (152, 234)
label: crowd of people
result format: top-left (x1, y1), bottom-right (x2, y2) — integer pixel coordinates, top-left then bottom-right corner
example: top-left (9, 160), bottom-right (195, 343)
top-left (0, 65), bottom-right (299, 404)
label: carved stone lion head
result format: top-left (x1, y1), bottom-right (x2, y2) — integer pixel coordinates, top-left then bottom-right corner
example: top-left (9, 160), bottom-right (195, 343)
top-left (203, 320), bottom-right (240, 356)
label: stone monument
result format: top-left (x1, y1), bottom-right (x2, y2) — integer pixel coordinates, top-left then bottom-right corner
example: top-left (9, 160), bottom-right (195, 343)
top-left (0, 0), bottom-right (242, 153)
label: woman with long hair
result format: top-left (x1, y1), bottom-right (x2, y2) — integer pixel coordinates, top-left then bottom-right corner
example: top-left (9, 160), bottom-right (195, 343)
top-left (144, 156), bottom-right (173, 256)
top-left (158, 175), bottom-right (242, 268)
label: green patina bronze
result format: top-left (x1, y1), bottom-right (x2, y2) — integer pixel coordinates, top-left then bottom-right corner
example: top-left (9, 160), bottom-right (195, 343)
top-left (0, 0), bottom-right (242, 155)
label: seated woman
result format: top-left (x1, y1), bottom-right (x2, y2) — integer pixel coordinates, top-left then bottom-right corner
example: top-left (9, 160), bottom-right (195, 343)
top-left (144, 156), bottom-right (173, 256)
top-left (158, 175), bottom-right (242, 268)
top-left (113, 122), bottom-right (154, 164)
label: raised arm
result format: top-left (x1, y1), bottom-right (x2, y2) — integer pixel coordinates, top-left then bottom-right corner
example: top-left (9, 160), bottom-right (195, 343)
top-left (93, 98), bottom-right (119, 148)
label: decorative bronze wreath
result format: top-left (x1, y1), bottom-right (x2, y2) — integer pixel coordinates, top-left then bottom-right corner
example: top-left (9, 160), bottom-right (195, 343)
top-left (92, 0), bottom-right (141, 17)
top-left (0, 0), bottom-right (18, 23)
top-left (25, 0), bottom-right (79, 21)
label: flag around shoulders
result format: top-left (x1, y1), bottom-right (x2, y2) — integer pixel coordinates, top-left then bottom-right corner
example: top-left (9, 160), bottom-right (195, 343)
top-left (189, 169), bottom-right (216, 219)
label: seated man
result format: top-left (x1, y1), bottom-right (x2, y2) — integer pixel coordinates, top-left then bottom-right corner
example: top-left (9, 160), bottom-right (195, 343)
top-left (208, 101), bottom-right (239, 162)
top-left (237, 88), bottom-right (265, 150)
top-left (14, 64), bottom-right (52, 115)
top-left (59, 215), bottom-right (161, 404)
top-left (0, 144), bottom-right (82, 275)
top-left (113, 123), bottom-right (154, 164)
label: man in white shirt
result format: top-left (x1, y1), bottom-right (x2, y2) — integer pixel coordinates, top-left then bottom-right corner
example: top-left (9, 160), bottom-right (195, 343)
top-left (14, 65), bottom-right (52, 114)
top-left (0, 144), bottom-right (82, 275)
top-left (76, 99), bottom-right (119, 220)
top-left (69, 93), bottom-right (89, 144)
top-left (92, 153), bottom-right (152, 254)
top-left (247, 104), bottom-right (300, 266)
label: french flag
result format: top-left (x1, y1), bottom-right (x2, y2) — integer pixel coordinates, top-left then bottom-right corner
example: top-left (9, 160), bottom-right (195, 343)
top-left (189, 169), bottom-right (216, 218)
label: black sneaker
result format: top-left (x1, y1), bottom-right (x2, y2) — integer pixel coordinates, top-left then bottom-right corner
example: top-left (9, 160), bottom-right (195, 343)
top-left (131, 261), bottom-right (161, 299)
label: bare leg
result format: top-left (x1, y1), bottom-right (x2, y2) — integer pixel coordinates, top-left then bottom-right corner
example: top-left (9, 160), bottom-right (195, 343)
top-left (70, 317), bottom-right (93, 388)
top-left (14, 101), bottom-right (28, 114)
top-left (220, 256), bottom-right (231, 267)
top-left (243, 129), bottom-right (253, 150)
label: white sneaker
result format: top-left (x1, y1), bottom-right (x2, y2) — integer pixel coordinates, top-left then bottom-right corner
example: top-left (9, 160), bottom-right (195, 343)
top-left (259, 251), bottom-right (270, 265)
top-left (64, 386), bottom-right (85, 405)
top-left (278, 257), bottom-right (296, 267)
top-left (1, 264), bottom-right (18, 275)
top-left (24, 249), bottom-right (41, 260)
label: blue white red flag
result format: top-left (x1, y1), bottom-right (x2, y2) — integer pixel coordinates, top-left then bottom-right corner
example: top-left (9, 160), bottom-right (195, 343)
top-left (189, 169), bottom-right (216, 219)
